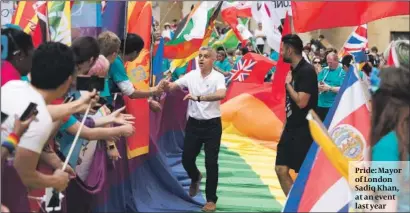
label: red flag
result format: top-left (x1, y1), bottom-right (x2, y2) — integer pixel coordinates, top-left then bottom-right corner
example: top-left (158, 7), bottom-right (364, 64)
top-left (271, 13), bottom-right (291, 108)
top-left (291, 1), bottom-right (409, 33)
top-left (31, 2), bottom-right (48, 48)
top-left (229, 53), bottom-right (276, 84)
top-left (124, 1), bottom-right (152, 159)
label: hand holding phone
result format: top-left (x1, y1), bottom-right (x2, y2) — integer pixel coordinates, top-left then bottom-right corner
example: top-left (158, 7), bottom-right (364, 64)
top-left (76, 75), bottom-right (105, 92)
top-left (1, 112), bottom-right (9, 124)
top-left (20, 103), bottom-right (38, 121)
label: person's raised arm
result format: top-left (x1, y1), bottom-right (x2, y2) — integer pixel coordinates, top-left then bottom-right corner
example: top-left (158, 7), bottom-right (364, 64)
top-left (47, 90), bottom-right (99, 122)
top-left (14, 148), bottom-right (69, 191)
top-left (65, 120), bottom-right (135, 141)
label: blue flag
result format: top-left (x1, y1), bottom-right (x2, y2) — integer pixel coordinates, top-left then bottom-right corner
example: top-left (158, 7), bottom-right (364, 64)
top-left (102, 1), bottom-right (126, 39)
top-left (152, 37), bottom-right (165, 86)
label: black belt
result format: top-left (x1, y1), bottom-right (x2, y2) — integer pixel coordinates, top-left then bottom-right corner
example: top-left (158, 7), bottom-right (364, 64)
top-left (188, 117), bottom-right (221, 125)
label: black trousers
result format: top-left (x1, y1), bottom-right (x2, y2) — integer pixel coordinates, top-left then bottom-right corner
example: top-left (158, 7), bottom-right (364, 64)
top-left (182, 117), bottom-right (222, 203)
top-left (316, 107), bottom-right (330, 121)
top-left (257, 44), bottom-right (264, 54)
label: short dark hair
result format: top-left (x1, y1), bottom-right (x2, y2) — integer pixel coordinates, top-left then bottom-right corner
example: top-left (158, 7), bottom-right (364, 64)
top-left (120, 33), bottom-right (144, 55)
top-left (341, 55), bottom-right (353, 68)
top-left (240, 47), bottom-right (249, 55)
top-left (71, 36), bottom-right (100, 65)
top-left (1, 28), bottom-right (33, 60)
top-left (31, 42), bottom-right (75, 90)
top-left (371, 46), bottom-right (378, 53)
top-left (282, 34), bottom-right (303, 55)
top-left (319, 35), bottom-right (325, 39)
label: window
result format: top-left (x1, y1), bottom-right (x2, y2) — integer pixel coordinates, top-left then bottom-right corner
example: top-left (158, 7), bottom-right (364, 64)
top-left (391, 32), bottom-right (410, 41)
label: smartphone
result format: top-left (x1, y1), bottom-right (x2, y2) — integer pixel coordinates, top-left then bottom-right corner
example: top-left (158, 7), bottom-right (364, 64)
top-left (76, 76), bottom-right (105, 92)
top-left (1, 112), bottom-right (9, 124)
top-left (92, 97), bottom-right (107, 111)
top-left (20, 102), bottom-right (38, 121)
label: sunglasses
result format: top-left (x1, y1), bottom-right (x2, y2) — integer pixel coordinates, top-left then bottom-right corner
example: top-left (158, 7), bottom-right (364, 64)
top-left (313, 61), bottom-right (321, 64)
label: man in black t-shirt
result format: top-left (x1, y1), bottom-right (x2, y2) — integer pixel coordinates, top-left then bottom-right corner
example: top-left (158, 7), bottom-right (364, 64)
top-left (275, 34), bottom-right (318, 196)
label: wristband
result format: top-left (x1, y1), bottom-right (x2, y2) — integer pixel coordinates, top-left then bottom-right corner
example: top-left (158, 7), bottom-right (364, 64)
top-left (198, 96), bottom-right (201, 102)
top-left (2, 133), bottom-right (19, 153)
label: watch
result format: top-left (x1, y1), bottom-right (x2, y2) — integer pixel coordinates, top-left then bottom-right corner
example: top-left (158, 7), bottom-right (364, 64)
top-left (197, 96), bottom-right (201, 102)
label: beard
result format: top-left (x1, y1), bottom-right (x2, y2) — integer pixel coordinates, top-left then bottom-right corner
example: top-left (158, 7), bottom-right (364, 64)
top-left (283, 56), bottom-right (292, 63)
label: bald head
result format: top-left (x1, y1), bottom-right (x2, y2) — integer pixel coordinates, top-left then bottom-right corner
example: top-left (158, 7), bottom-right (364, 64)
top-left (326, 52), bottom-right (339, 70)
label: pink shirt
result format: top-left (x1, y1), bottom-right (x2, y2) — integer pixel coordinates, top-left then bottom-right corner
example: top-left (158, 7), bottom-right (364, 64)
top-left (1, 60), bottom-right (21, 87)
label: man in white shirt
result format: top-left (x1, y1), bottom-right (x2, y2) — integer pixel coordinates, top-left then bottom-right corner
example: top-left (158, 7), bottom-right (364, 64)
top-left (254, 23), bottom-right (266, 54)
top-left (164, 46), bottom-right (226, 212)
top-left (1, 42), bottom-right (96, 192)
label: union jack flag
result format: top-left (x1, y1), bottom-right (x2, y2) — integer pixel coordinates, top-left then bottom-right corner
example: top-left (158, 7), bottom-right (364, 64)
top-left (228, 58), bottom-right (256, 83)
top-left (339, 24), bottom-right (368, 63)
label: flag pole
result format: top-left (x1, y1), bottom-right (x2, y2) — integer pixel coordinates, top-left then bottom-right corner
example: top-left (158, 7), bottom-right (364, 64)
top-left (159, 1), bottom-right (177, 26)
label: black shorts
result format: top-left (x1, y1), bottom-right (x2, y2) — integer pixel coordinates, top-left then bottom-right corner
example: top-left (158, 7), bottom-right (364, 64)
top-left (276, 125), bottom-right (313, 172)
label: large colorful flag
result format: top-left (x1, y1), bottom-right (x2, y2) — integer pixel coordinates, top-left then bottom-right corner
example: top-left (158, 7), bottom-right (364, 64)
top-left (123, 1), bottom-right (152, 159)
top-left (71, 1), bottom-right (102, 40)
top-left (11, 1), bottom-right (48, 47)
top-left (285, 65), bottom-right (371, 212)
top-left (221, 1), bottom-right (252, 45)
top-left (163, 1), bottom-right (222, 59)
top-left (211, 29), bottom-right (239, 50)
top-left (270, 12), bottom-right (291, 122)
top-left (384, 40), bottom-right (409, 67)
top-left (102, 1), bottom-right (126, 39)
top-left (31, 1), bottom-right (48, 48)
top-left (228, 52), bottom-right (276, 84)
top-left (339, 24), bottom-right (368, 63)
top-left (291, 1), bottom-right (410, 33)
top-left (47, 1), bottom-right (71, 46)
top-left (12, 1), bottom-right (36, 33)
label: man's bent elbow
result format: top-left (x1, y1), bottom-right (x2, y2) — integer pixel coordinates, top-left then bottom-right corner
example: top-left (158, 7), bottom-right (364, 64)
top-left (297, 101), bottom-right (308, 109)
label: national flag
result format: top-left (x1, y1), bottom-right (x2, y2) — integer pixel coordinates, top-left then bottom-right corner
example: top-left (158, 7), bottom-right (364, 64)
top-left (221, 1), bottom-right (252, 46)
top-left (47, 1), bottom-right (72, 46)
top-left (270, 12), bottom-right (291, 122)
top-left (126, 1), bottom-right (152, 89)
top-left (151, 37), bottom-right (165, 86)
top-left (291, 2), bottom-right (410, 33)
top-left (339, 24), bottom-right (368, 63)
top-left (71, 1), bottom-right (102, 40)
top-left (101, 1), bottom-right (126, 39)
top-left (123, 1), bottom-right (152, 159)
top-left (31, 1), bottom-right (48, 48)
top-left (211, 29), bottom-right (239, 49)
top-left (12, 1), bottom-right (36, 33)
top-left (384, 40), bottom-right (407, 67)
top-left (228, 52), bottom-right (276, 84)
top-left (229, 57), bottom-right (256, 82)
top-left (163, 1), bottom-right (222, 59)
top-left (285, 65), bottom-right (371, 212)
